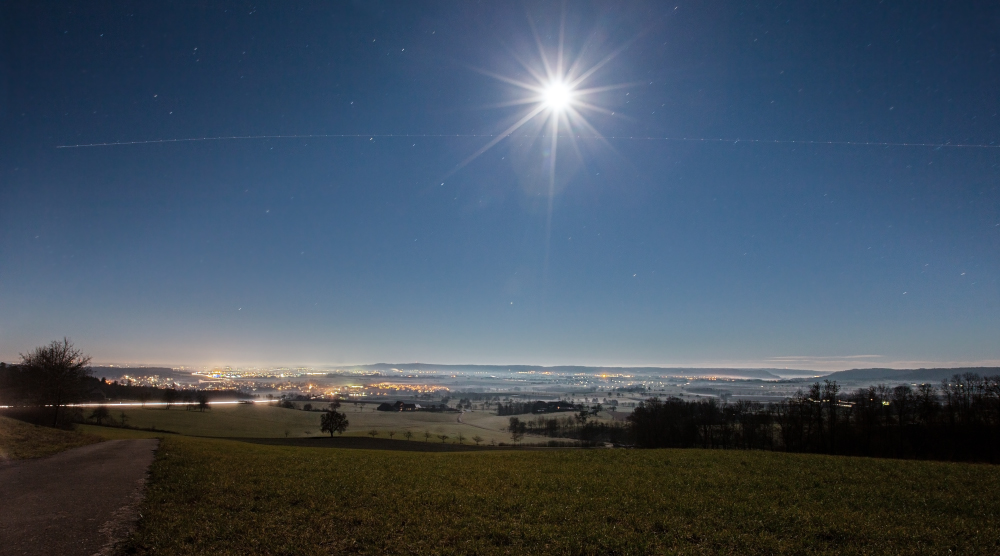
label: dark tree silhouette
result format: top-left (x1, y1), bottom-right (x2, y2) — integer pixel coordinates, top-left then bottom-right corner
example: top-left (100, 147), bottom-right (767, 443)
top-left (89, 405), bottom-right (110, 425)
top-left (509, 417), bottom-right (525, 443)
top-left (196, 392), bottom-right (210, 412)
top-left (19, 339), bottom-right (92, 427)
top-left (162, 388), bottom-right (179, 409)
top-left (625, 375), bottom-right (1000, 462)
top-left (320, 407), bottom-right (349, 437)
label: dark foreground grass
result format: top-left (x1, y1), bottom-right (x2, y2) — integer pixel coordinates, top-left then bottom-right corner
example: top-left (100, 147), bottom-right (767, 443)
top-left (124, 436), bottom-right (1000, 555)
top-left (0, 415), bottom-right (103, 460)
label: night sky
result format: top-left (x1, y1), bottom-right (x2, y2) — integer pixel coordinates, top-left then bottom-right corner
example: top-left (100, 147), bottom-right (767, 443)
top-left (1, 1), bottom-right (998, 370)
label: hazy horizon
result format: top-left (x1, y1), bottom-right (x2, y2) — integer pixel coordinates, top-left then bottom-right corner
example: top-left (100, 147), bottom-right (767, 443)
top-left (38, 356), bottom-right (1000, 376)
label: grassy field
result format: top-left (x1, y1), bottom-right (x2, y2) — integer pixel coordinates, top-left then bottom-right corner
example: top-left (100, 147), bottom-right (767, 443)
top-left (0, 415), bottom-right (103, 460)
top-left (121, 434), bottom-right (1000, 555)
top-left (111, 403), bottom-right (321, 438)
top-left (111, 403), bottom-right (577, 444)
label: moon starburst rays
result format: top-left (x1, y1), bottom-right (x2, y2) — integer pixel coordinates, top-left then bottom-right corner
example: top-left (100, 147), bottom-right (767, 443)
top-left (458, 35), bottom-right (627, 178)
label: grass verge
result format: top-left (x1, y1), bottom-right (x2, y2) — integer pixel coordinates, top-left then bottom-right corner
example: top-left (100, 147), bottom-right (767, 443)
top-left (0, 415), bottom-right (103, 461)
top-left (124, 436), bottom-right (1000, 555)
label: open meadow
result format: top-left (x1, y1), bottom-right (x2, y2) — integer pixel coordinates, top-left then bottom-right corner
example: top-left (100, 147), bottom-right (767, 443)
top-left (110, 402), bottom-right (583, 445)
top-left (98, 430), bottom-right (1000, 555)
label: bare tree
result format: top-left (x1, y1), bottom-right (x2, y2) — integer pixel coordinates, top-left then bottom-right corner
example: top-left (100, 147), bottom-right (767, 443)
top-left (404, 430), bottom-right (413, 441)
top-left (162, 388), bottom-right (179, 409)
top-left (368, 429), bottom-right (379, 438)
top-left (823, 379), bottom-right (841, 453)
top-left (891, 384), bottom-right (913, 426)
top-left (89, 405), bottom-right (110, 425)
top-left (438, 434), bottom-right (449, 443)
top-left (456, 432), bottom-right (465, 444)
top-left (196, 392), bottom-right (210, 412)
top-left (509, 417), bottom-right (525, 443)
top-left (424, 430), bottom-right (432, 442)
top-left (388, 430), bottom-right (396, 440)
top-left (916, 383), bottom-right (940, 424)
top-left (472, 435), bottom-right (483, 445)
top-left (19, 339), bottom-right (92, 427)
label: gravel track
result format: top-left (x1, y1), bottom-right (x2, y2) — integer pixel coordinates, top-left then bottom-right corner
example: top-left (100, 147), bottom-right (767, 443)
top-left (0, 439), bottom-right (158, 556)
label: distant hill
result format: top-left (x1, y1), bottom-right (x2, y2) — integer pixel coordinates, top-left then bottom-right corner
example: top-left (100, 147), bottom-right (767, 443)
top-left (824, 367), bottom-right (1000, 383)
top-left (342, 363), bottom-right (790, 380)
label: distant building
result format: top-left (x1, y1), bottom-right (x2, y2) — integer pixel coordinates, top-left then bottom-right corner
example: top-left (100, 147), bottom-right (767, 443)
top-left (88, 388), bottom-right (109, 401)
top-left (376, 401), bottom-right (424, 412)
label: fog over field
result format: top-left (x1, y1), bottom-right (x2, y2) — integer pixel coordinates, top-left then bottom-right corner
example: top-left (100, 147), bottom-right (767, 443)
top-left (84, 363), bottom-right (997, 409)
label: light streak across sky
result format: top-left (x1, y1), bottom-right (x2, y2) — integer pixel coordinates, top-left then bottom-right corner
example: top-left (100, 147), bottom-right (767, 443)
top-left (55, 135), bottom-right (1000, 149)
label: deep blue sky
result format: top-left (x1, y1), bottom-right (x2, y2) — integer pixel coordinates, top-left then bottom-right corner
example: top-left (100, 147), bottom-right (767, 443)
top-left (1, 1), bottom-right (998, 370)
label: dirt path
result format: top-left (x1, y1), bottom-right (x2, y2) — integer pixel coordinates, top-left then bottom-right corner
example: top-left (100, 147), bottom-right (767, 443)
top-left (0, 438), bottom-right (159, 556)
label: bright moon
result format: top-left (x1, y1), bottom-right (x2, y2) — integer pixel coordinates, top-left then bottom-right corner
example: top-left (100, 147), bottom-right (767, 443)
top-left (456, 38), bottom-right (629, 177)
top-left (542, 81), bottom-right (573, 111)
